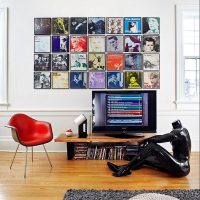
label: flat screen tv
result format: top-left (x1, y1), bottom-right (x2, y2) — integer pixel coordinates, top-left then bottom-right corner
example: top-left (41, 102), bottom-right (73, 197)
top-left (92, 90), bottom-right (157, 138)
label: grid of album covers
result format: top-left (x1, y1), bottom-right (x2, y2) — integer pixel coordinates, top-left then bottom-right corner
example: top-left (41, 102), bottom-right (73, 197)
top-left (34, 17), bottom-right (160, 89)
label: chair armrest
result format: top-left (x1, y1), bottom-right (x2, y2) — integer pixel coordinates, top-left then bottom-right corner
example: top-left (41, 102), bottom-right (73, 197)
top-left (5, 125), bottom-right (16, 129)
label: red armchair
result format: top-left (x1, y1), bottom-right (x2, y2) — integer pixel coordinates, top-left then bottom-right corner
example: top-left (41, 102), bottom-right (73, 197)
top-left (5, 113), bottom-right (53, 178)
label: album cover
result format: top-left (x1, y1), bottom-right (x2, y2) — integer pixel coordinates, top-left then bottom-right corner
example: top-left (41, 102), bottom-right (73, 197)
top-left (88, 72), bottom-right (106, 89)
top-left (70, 17), bottom-right (87, 34)
top-left (107, 17), bottom-right (123, 34)
top-left (144, 71), bottom-right (160, 89)
top-left (88, 53), bottom-right (105, 70)
top-left (70, 72), bottom-right (87, 89)
top-left (88, 17), bottom-right (105, 34)
top-left (52, 72), bottom-right (69, 89)
top-left (143, 17), bottom-right (160, 34)
top-left (52, 36), bottom-right (69, 52)
top-left (70, 36), bottom-right (87, 52)
top-left (34, 72), bottom-right (51, 89)
top-left (125, 71), bottom-right (142, 89)
top-left (143, 54), bottom-right (160, 70)
top-left (124, 17), bottom-right (141, 34)
top-left (34, 18), bottom-right (51, 35)
top-left (52, 18), bottom-right (69, 34)
top-left (52, 53), bottom-right (69, 71)
top-left (70, 54), bottom-right (87, 71)
top-left (88, 36), bottom-right (105, 52)
top-left (106, 35), bottom-right (123, 52)
top-left (107, 54), bottom-right (124, 71)
top-left (124, 35), bottom-right (142, 52)
top-left (124, 53), bottom-right (142, 70)
top-left (34, 36), bottom-right (51, 53)
top-left (34, 54), bottom-right (51, 71)
top-left (142, 35), bottom-right (160, 52)
top-left (107, 72), bottom-right (123, 89)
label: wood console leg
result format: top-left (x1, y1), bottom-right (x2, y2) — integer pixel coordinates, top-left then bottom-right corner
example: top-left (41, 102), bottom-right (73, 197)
top-left (66, 142), bottom-right (74, 160)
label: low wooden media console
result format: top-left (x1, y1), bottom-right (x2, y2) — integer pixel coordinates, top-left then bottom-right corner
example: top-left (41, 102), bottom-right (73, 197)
top-left (55, 133), bottom-right (155, 160)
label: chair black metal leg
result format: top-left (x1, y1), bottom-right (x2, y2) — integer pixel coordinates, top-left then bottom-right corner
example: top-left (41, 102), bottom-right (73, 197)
top-left (24, 147), bottom-right (28, 178)
top-left (32, 147), bottom-right (33, 162)
top-left (43, 144), bottom-right (52, 168)
top-left (10, 144), bottom-right (20, 169)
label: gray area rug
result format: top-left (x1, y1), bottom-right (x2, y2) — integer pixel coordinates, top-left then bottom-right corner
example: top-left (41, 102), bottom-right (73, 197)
top-left (63, 189), bottom-right (200, 200)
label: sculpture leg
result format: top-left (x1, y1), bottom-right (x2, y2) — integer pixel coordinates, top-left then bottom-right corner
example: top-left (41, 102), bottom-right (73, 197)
top-left (111, 143), bottom-right (189, 177)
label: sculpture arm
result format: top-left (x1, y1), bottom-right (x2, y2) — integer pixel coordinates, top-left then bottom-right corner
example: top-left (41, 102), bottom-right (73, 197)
top-left (142, 131), bottom-right (179, 144)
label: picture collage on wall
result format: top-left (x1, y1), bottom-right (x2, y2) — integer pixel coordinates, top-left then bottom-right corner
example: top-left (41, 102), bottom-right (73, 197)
top-left (34, 17), bottom-right (160, 89)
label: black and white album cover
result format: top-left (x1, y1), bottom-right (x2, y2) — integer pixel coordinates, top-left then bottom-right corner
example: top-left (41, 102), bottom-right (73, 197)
top-left (88, 17), bottom-right (105, 34)
top-left (34, 72), bottom-right (51, 89)
top-left (34, 18), bottom-right (51, 35)
top-left (70, 17), bottom-right (87, 34)
top-left (34, 54), bottom-right (51, 71)
top-left (52, 53), bottom-right (69, 71)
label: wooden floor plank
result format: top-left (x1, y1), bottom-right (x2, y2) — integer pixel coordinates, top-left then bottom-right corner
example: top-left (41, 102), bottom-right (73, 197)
top-left (0, 152), bottom-right (199, 200)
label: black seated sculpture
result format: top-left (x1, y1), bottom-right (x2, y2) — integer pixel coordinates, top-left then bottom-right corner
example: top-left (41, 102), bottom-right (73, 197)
top-left (107, 120), bottom-right (191, 177)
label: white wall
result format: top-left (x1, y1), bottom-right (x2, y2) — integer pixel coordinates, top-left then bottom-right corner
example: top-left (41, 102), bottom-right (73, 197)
top-left (0, 0), bottom-right (199, 151)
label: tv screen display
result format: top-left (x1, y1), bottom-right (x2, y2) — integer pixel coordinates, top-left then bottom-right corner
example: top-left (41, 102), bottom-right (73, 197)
top-left (92, 90), bottom-right (156, 137)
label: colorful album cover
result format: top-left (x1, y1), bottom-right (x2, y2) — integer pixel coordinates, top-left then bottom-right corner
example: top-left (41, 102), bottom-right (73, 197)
top-left (88, 53), bottom-right (105, 70)
top-left (70, 54), bottom-right (87, 71)
top-left (106, 35), bottom-right (123, 52)
top-left (88, 36), bottom-right (105, 52)
top-left (88, 17), bottom-right (105, 34)
top-left (124, 53), bottom-right (142, 70)
top-left (124, 36), bottom-right (142, 52)
top-left (34, 36), bottom-right (51, 53)
top-left (70, 72), bottom-right (87, 89)
top-left (52, 72), bottom-right (69, 89)
top-left (34, 54), bottom-right (51, 71)
top-left (52, 18), bottom-right (69, 34)
top-left (34, 18), bottom-right (51, 35)
top-left (52, 36), bottom-right (69, 52)
top-left (70, 36), bottom-right (87, 52)
top-left (70, 17), bottom-right (87, 34)
top-left (124, 17), bottom-right (141, 34)
top-left (144, 71), bottom-right (160, 89)
top-left (143, 54), bottom-right (160, 70)
top-left (107, 17), bottom-right (123, 34)
top-left (143, 17), bottom-right (160, 34)
top-left (125, 71), bottom-right (142, 89)
top-left (107, 54), bottom-right (124, 71)
top-left (34, 72), bottom-right (51, 89)
top-left (52, 53), bottom-right (69, 71)
top-left (88, 72), bottom-right (106, 89)
top-left (107, 72), bottom-right (123, 89)
top-left (143, 35), bottom-right (160, 52)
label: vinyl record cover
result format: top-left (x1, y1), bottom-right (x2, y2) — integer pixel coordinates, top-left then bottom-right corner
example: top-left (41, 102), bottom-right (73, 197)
top-left (52, 36), bottom-right (69, 52)
top-left (52, 53), bottom-right (69, 71)
top-left (107, 17), bottom-right (123, 34)
top-left (144, 71), bottom-right (160, 89)
top-left (34, 54), bottom-right (51, 71)
top-left (107, 54), bottom-right (124, 71)
top-left (125, 71), bottom-right (142, 89)
top-left (88, 72), bottom-right (106, 89)
top-left (88, 17), bottom-right (105, 34)
top-left (70, 72), bottom-right (87, 89)
top-left (88, 53), bottom-right (105, 70)
top-left (124, 36), bottom-right (142, 52)
top-left (124, 17), bottom-right (142, 34)
top-left (107, 72), bottom-right (123, 89)
top-left (70, 36), bottom-right (87, 52)
top-left (70, 54), bottom-right (87, 71)
top-left (52, 72), bottom-right (69, 89)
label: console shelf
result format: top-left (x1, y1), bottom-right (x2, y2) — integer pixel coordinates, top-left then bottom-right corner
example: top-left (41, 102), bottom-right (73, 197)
top-left (55, 133), bottom-right (155, 160)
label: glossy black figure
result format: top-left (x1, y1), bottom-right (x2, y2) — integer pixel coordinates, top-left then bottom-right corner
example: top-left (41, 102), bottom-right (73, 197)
top-left (107, 120), bottom-right (191, 177)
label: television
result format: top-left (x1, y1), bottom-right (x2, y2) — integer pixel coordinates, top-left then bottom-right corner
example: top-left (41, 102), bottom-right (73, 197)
top-left (92, 90), bottom-right (157, 138)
